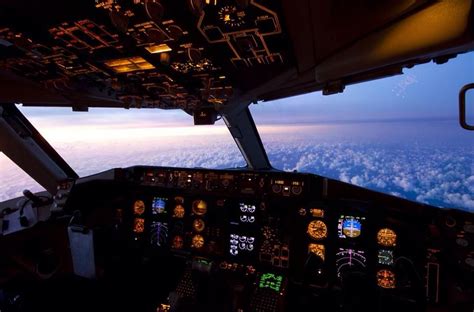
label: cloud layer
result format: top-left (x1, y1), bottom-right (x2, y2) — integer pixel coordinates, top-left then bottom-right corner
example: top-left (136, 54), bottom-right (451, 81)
top-left (1, 121), bottom-right (473, 213)
top-left (265, 136), bottom-right (474, 211)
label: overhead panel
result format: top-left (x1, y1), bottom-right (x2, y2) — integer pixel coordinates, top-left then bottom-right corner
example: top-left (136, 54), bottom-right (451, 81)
top-left (0, 0), bottom-right (290, 113)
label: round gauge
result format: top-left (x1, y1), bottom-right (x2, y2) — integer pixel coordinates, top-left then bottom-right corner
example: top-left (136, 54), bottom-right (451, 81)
top-left (308, 243), bottom-right (325, 262)
top-left (377, 228), bottom-right (397, 247)
top-left (456, 238), bottom-right (469, 247)
top-left (464, 224), bottom-right (474, 234)
top-left (193, 218), bottom-right (205, 232)
top-left (133, 200), bottom-right (146, 215)
top-left (133, 218), bottom-right (145, 233)
top-left (173, 204), bottom-right (185, 218)
top-left (298, 208), bottom-right (307, 216)
top-left (465, 257), bottom-right (474, 268)
top-left (192, 200), bottom-right (207, 216)
top-left (307, 220), bottom-right (328, 240)
top-left (272, 184), bottom-right (282, 193)
top-left (218, 5), bottom-right (246, 28)
top-left (377, 270), bottom-right (396, 289)
top-left (191, 234), bottom-right (205, 249)
top-left (444, 215), bottom-right (456, 228)
top-left (171, 235), bottom-right (184, 249)
top-left (342, 218), bottom-right (362, 238)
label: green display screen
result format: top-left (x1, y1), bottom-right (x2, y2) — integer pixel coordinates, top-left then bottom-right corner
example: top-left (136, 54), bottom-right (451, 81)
top-left (259, 273), bottom-right (283, 292)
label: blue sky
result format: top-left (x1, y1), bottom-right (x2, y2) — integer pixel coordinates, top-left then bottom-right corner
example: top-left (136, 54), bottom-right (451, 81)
top-left (251, 51), bottom-right (474, 123)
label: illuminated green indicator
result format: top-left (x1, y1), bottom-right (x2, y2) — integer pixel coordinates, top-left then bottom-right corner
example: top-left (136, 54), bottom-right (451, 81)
top-left (259, 273), bottom-right (283, 292)
top-left (197, 259), bottom-right (210, 265)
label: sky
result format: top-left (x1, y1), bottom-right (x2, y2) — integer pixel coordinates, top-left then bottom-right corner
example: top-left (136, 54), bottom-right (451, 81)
top-left (251, 51), bottom-right (474, 123)
top-left (0, 52), bottom-right (473, 211)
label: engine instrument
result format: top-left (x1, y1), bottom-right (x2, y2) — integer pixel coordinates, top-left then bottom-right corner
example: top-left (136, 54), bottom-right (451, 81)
top-left (193, 218), bottom-right (206, 232)
top-left (191, 234), bottom-right (205, 249)
top-left (377, 269), bottom-right (396, 289)
top-left (133, 218), bottom-right (145, 233)
top-left (173, 204), bottom-right (185, 218)
top-left (377, 228), bottom-right (397, 247)
top-left (171, 235), bottom-right (184, 249)
top-left (378, 249), bottom-right (394, 266)
top-left (308, 243), bottom-right (326, 261)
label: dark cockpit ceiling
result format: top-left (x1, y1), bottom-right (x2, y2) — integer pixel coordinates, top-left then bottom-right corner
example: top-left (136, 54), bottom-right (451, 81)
top-left (0, 0), bottom-right (473, 114)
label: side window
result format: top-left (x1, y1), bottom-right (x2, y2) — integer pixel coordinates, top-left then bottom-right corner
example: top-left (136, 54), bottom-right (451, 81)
top-left (0, 152), bottom-right (45, 201)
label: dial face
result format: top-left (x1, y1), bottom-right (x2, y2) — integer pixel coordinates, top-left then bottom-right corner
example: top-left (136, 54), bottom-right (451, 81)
top-left (308, 243), bottom-right (326, 262)
top-left (173, 204), bottom-right (185, 218)
top-left (377, 270), bottom-right (396, 289)
top-left (191, 234), bottom-right (205, 249)
top-left (192, 200), bottom-right (207, 216)
top-left (336, 248), bottom-right (367, 279)
top-left (377, 249), bottom-right (394, 266)
top-left (133, 218), bottom-right (145, 233)
top-left (171, 235), bottom-right (184, 249)
top-left (377, 228), bottom-right (397, 247)
top-left (465, 257), bottom-right (474, 268)
top-left (193, 218), bottom-right (205, 232)
top-left (307, 220), bottom-right (328, 240)
top-left (218, 5), bottom-right (246, 28)
top-left (342, 218), bottom-right (362, 238)
top-left (133, 200), bottom-right (146, 215)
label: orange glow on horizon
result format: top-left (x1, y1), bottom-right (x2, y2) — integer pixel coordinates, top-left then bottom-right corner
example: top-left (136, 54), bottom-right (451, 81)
top-left (24, 114), bottom-right (334, 145)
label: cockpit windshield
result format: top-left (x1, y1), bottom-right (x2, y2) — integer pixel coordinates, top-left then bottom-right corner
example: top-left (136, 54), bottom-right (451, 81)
top-left (252, 52), bottom-right (474, 212)
top-left (0, 108), bottom-right (246, 201)
top-left (1, 54), bottom-right (473, 212)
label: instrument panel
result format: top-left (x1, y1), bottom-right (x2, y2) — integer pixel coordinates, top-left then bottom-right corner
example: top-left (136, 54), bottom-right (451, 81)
top-left (63, 166), bottom-right (474, 311)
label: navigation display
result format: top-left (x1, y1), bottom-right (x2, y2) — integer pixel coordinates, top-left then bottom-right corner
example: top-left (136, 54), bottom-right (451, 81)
top-left (150, 221), bottom-right (169, 247)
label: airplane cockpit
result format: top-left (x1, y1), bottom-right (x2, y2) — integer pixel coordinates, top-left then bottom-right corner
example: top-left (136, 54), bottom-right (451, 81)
top-left (0, 1), bottom-right (473, 311)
